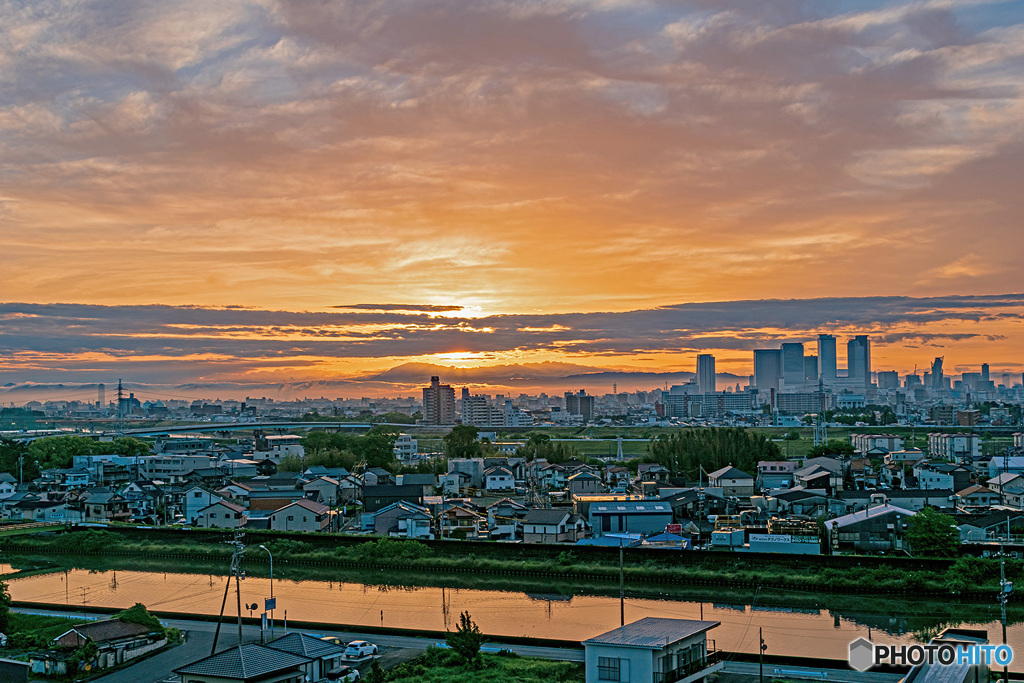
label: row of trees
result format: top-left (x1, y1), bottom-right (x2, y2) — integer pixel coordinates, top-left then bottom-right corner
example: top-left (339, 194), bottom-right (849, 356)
top-left (0, 435), bottom-right (150, 481)
top-left (290, 427), bottom-right (404, 472)
top-left (647, 428), bottom-right (781, 478)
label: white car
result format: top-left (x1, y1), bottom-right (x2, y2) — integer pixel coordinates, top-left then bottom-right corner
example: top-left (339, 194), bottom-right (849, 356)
top-left (327, 665), bottom-right (360, 681)
top-left (344, 640), bottom-right (378, 659)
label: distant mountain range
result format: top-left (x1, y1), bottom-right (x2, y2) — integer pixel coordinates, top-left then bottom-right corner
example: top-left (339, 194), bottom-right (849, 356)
top-left (0, 362), bottom-right (750, 404)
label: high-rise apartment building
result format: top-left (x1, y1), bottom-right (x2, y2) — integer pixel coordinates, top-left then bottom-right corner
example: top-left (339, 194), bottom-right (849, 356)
top-left (804, 355), bottom-right (818, 382)
top-left (877, 370), bottom-right (899, 390)
top-left (817, 334), bottom-right (837, 384)
top-left (564, 390), bottom-right (594, 422)
top-left (697, 354), bottom-right (716, 395)
top-left (753, 349), bottom-right (782, 401)
top-left (422, 376), bottom-right (456, 425)
top-left (781, 342), bottom-right (805, 390)
top-left (847, 335), bottom-right (871, 388)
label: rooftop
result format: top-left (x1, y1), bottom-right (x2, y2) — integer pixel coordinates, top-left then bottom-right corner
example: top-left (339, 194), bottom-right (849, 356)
top-left (175, 643), bottom-right (312, 679)
top-left (584, 617), bottom-right (720, 649)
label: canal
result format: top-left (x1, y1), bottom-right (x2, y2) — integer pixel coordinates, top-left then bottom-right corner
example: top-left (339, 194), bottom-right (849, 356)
top-left (6, 565), bottom-right (1023, 671)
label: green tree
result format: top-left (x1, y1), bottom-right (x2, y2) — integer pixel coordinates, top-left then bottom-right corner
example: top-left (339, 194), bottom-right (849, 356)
top-left (443, 425), bottom-right (481, 459)
top-left (27, 435), bottom-right (98, 470)
top-left (0, 438), bottom-right (32, 481)
top-left (358, 426), bottom-right (401, 469)
top-left (448, 610), bottom-right (485, 668)
top-left (806, 439), bottom-right (856, 458)
top-left (905, 507), bottom-right (961, 557)
top-left (0, 580), bottom-right (10, 633)
top-left (646, 428), bottom-right (780, 477)
top-left (365, 660), bottom-right (385, 683)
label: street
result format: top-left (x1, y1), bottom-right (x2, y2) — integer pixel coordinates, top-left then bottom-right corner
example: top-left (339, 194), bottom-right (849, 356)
top-left (16, 608), bottom-right (906, 683)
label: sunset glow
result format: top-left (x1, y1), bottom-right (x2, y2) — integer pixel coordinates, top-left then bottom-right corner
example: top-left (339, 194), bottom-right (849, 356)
top-left (1, 0), bottom-right (1023, 399)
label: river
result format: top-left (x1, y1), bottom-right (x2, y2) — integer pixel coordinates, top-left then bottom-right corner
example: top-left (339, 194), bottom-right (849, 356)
top-left (6, 565), bottom-right (1023, 671)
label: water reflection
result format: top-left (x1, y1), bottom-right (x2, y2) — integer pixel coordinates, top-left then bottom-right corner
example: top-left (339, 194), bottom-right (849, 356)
top-left (3, 558), bottom-right (1020, 671)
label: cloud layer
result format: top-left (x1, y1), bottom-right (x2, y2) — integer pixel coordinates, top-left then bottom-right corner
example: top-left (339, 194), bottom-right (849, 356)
top-left (0, 0), bottom-right (1022, 315)
top-left (0, 296), bottom-right (1020, 397)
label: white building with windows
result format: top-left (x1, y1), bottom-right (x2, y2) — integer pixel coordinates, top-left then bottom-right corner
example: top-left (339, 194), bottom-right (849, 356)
top-left (583, 617), bottom-right (722, 683)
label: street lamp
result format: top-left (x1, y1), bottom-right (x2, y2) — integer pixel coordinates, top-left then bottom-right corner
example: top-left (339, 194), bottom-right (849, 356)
top-left (259, 545), bottom-right (275, 638)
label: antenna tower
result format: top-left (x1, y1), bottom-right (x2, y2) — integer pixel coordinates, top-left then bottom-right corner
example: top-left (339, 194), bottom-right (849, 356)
top-left (115, 378), bottom-right (126, 436)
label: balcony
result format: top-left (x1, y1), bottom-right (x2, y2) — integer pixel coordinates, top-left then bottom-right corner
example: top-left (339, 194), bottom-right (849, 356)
top-left (653, 650), bottom-right (723, 683)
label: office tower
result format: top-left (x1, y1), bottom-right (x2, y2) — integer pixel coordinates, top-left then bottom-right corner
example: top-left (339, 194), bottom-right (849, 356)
top-left (781, 342), bottom-right (805, 390)
top-left (697, 354), bottom-right (716, 395)
top-left (753, 349), bottom-right (782, 398)
top-left (930, 357), bottom-right (945, 391)
top-left (97, 383), bottom-right (105, 410)
top-left (817, 334), bottom-right (837, 384)
top-left (847, 335), bottom-right (871, 388)
top-left (564, 390), bottom-right (594, 421)
top-left (804, 355), bottom-right (818, 382)
top-left (877, 371), bottom-right (899, 390)
top-left (422, 376), bottom-right (456, 424)
top-left (982, 364), bottom-right (990, 382)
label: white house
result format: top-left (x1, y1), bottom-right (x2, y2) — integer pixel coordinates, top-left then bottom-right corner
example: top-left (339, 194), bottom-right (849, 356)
top-left (522, 508), bottom-right (586, 543)
top-left (583, 617), bottom-right (722, 683)
top-left (707, 467), bottom-right (755, 497)
top-left (484, 466), bottom-right (515, 492)
top-left (195, 500), bottom-right (247, 529)
top-left (393, 434), bottom-right (418, 461)
top-left (0, 473), bottom-right (17, 499)
top-left (269, 499), bottom-right (330, 533)
top-left (183, 486), bottom-right (224, 523)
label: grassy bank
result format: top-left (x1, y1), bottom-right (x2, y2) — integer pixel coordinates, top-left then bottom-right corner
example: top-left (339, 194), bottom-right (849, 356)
top-left (2, 530), bottom-right (1019, 598)
top-left (385, 647), bottom-right (583, 683)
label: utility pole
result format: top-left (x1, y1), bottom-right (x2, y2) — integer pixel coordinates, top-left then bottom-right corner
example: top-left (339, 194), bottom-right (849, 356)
top-left (999, 519), bottom-right (1012, 683)
top-left (759, 627), bottom-right (766, 683)
top-left (619, 539), bottom-right (625, 627)
top-left (211, 532), bottom-right (246, 655)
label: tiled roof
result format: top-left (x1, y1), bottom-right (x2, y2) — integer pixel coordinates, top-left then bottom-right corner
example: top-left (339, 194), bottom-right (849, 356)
top-left (267, 632), bottom-right (345, 659)
top-left (54, 620), bottom-right (151, 648)
top-left (175, 643), bottom-right (312, 679)
top-left (708, 466), bottom-right (753, 480)
top-left (523, 508), bottom-right (570, 525)
top-left (584, 617), bottom-right (720, 648)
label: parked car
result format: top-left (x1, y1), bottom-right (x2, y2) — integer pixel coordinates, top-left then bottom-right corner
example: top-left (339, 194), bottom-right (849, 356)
top-left (320, 635), bottom-right (344, 645)
top-left (344, 640), bottom-right (378, 659)
top-left (326, 665), bottom-right (361, 681)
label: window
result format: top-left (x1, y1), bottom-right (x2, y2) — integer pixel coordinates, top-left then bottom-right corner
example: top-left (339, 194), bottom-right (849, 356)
top-left (598, 657), bottom-right (620, 681)
top-left (210, 513), bottom-right (217, 518)
top-left (287, 515), bottom-right (294, 521)
top-left (194, 492), bottom-right (202, 498)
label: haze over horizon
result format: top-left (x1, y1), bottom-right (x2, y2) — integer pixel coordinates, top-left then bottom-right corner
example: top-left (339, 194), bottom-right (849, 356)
top-left (2, 1), bottom-right (1023, 396)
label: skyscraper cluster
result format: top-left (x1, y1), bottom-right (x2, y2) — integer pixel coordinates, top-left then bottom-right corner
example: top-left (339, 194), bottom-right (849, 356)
top-left (753, 334), bottom-right (871, 397)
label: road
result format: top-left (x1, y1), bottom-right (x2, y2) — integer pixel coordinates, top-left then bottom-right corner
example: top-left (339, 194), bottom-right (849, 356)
top-left (15, 608), bottom-right (584, 683)
top-left (19, 609), bottom-right (907, 683)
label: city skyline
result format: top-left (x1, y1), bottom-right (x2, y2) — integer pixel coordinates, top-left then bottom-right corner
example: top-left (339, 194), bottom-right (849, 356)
top-left (0, 296), bottom-right (1021, 402)
top-left (2, 1), bottom-right (1023, 397)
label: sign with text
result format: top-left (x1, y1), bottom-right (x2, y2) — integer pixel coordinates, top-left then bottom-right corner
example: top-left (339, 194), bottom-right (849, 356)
top-left (265, 598), bottom-right (277, 611)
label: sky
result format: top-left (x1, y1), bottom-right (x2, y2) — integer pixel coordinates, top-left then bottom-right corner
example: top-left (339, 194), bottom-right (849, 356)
top-left (1, 0), bottom-right (1023, 399)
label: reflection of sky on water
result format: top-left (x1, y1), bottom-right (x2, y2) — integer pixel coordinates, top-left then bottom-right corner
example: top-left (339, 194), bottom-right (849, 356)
top-left (7, 568), bottom-right (1020, 670)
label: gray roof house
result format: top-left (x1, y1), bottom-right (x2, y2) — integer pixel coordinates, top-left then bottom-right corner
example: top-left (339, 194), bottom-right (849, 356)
top-left (267, 632), bottom-right (346, 681)
top-left (174, 643), bottom-right (314, 683)
top-left (583, 617), bottom-right (723, 683)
